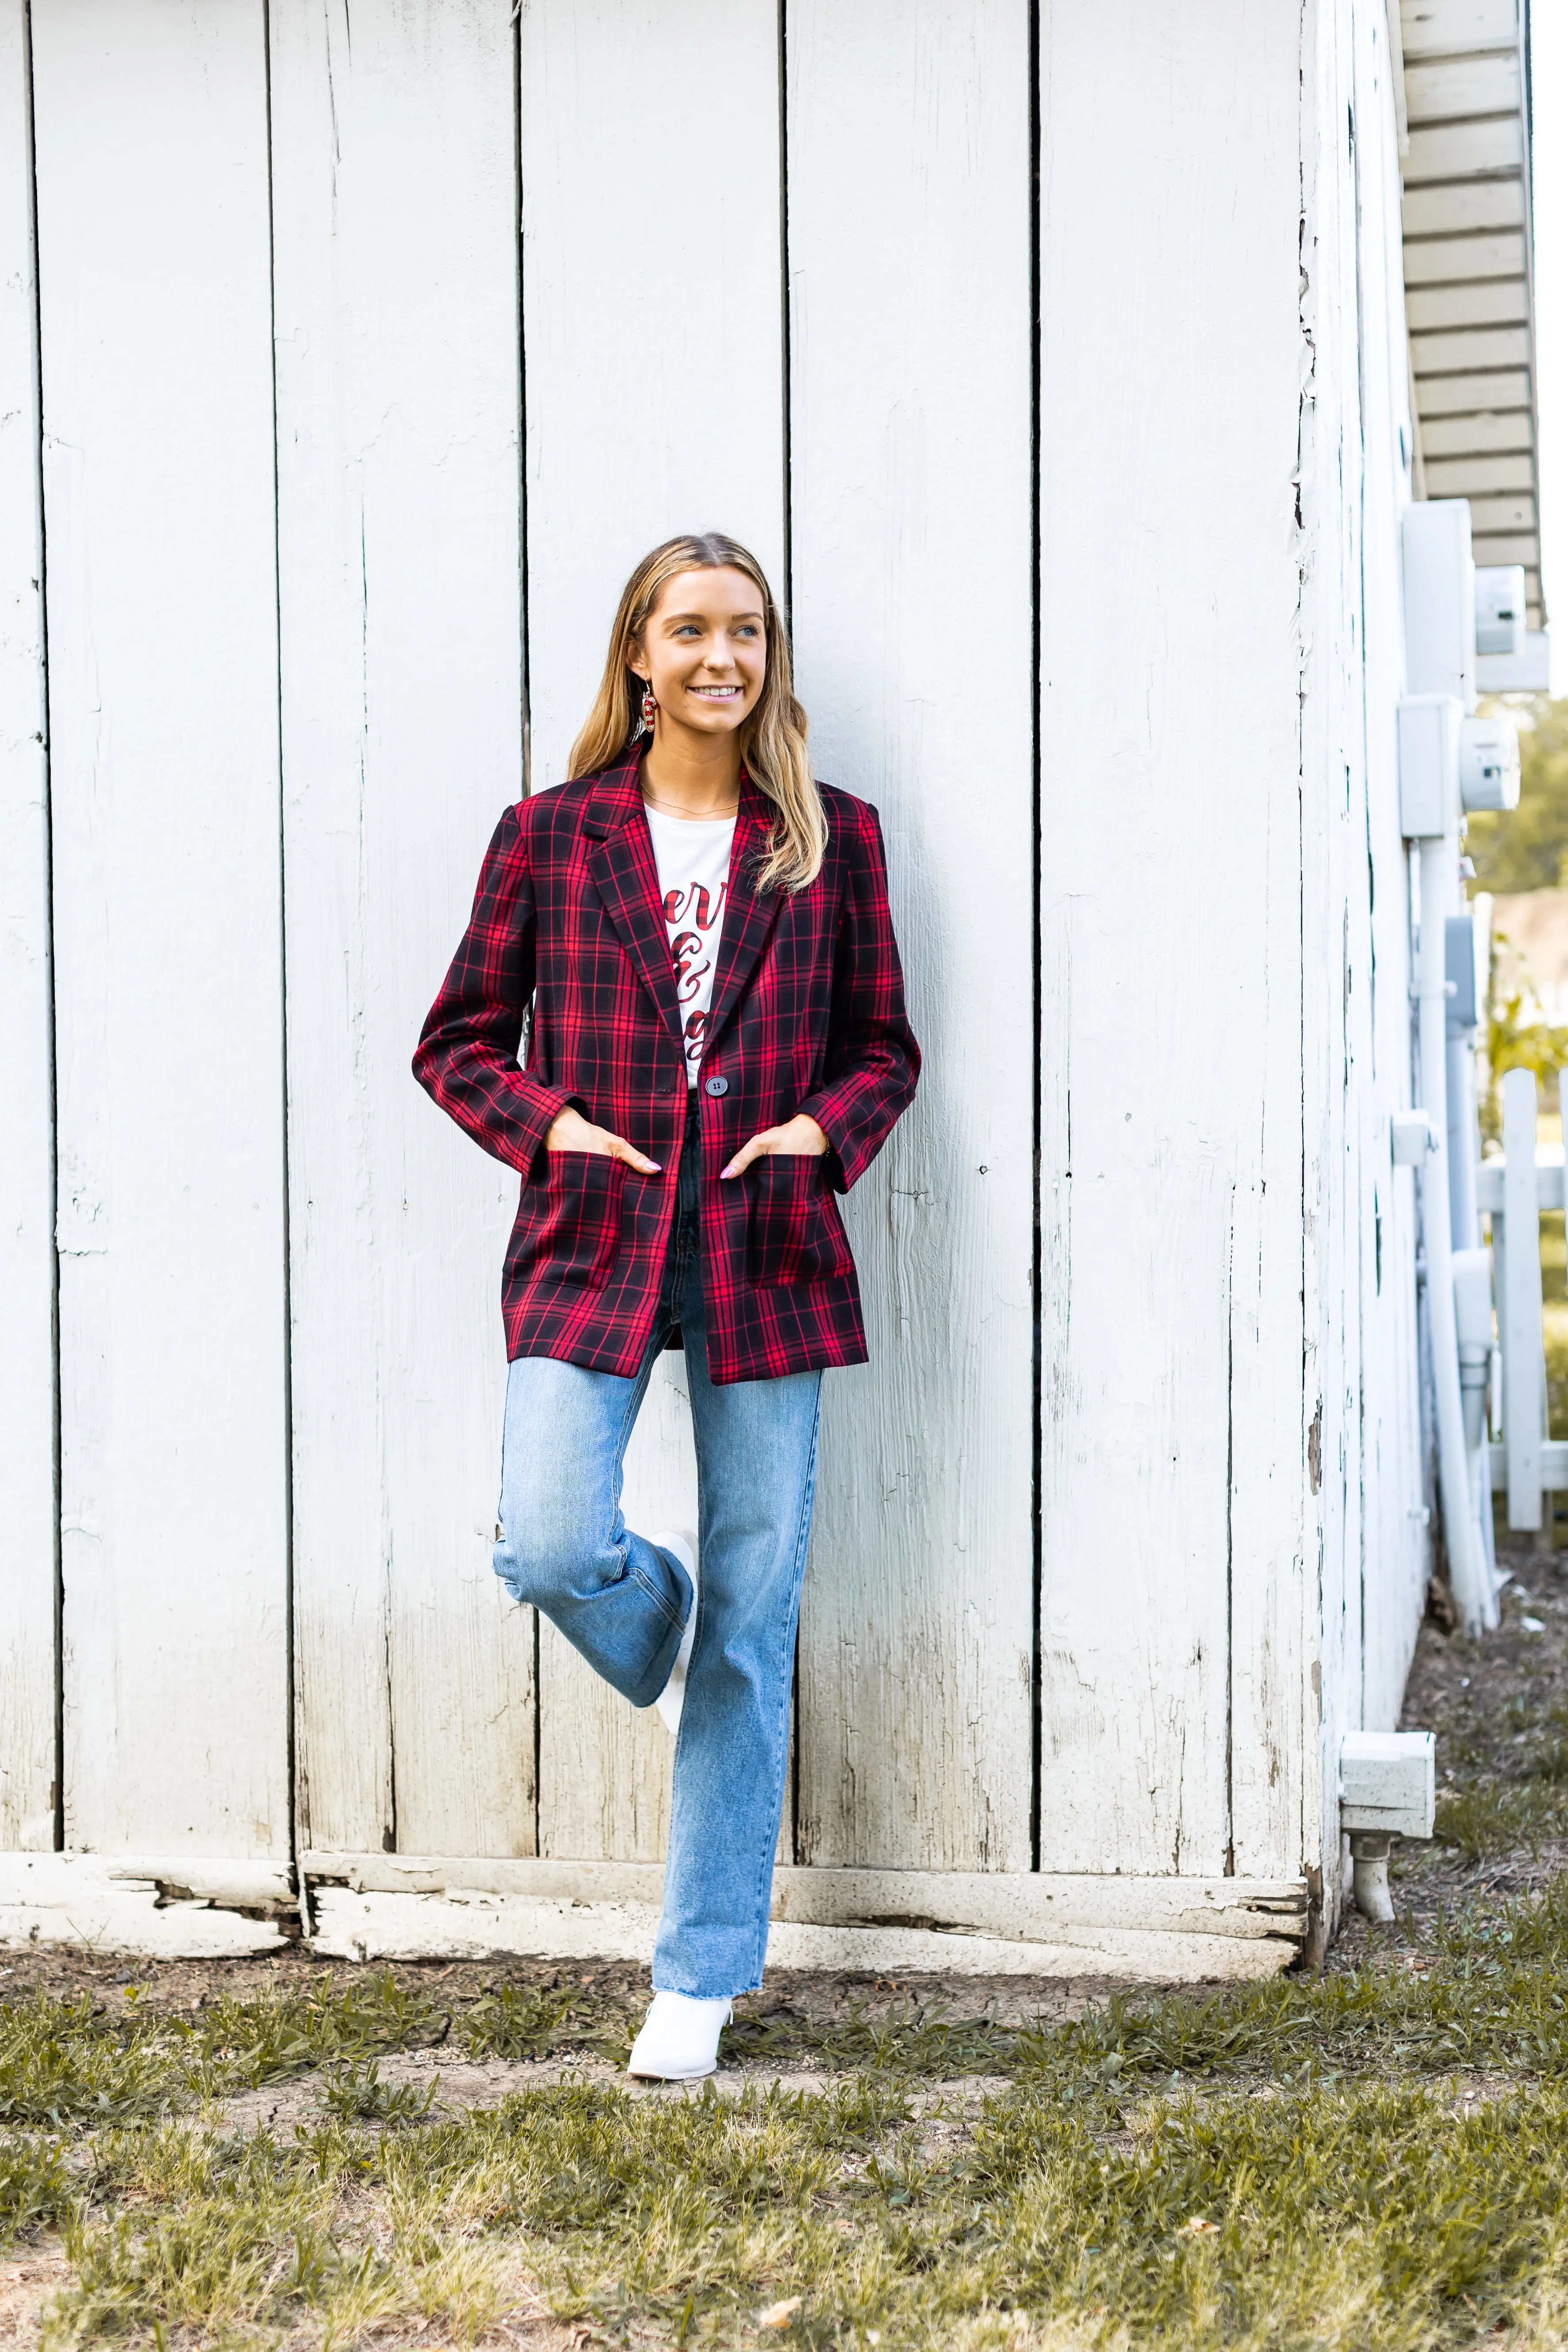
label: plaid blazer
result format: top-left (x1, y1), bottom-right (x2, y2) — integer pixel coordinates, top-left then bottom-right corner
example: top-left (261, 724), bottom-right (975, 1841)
top-left (413, 747), bottom-right (920, 1383)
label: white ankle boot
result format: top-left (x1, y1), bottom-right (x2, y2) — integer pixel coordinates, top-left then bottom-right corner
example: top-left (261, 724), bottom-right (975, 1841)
top-left (649, 1528), bottom-right (698, 1735)
top-left (627, 1988), bottom-right (733, 2081)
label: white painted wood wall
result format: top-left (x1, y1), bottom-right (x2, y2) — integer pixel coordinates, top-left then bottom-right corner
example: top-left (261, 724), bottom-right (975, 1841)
top-left (0, 0), bottom-right (1431, 1967)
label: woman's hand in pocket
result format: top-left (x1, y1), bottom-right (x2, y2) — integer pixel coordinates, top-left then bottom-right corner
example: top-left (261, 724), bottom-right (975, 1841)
top-left (721, 1115), bottom-right (829, 1179)
top-left (545, 1106), bottom-right (661, 1174)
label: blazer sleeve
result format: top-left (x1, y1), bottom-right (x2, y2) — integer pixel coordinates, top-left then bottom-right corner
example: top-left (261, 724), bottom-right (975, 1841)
top-left (412, 804), bottom-right (580, 1175)
top-left (797, 798), bottom-right (921, 1191)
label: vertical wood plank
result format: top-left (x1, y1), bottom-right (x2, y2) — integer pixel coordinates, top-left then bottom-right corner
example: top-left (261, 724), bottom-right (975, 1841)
top-left (519, 0), bottom-right (784, 1861)
top-left (1037, 0), bottom-right (1305, 1876)
top-left (1344, 0), bottom-right (1430, 1738)
top-left (269, 0), bottom-right (535, 1859)
top-left (1296, 0), bottom-right (1361, 1903)
top-left (788, 0), bottom-right (1035, 1872)
top-left (0, 0), bottom-right (57, 1850)
top-left (30, 1), bottom-right (289, 1857)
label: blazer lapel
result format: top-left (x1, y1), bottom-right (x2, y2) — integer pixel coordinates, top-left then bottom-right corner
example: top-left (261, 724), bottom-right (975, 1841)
top-left (582, 749), bottom-right (686, 1044)
top-left (703, 772), bottom-right (786, 1054)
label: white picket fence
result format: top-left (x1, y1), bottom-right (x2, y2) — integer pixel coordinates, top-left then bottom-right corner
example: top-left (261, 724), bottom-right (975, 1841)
top-left (1479, 1065), bottom-right (1566, 1533)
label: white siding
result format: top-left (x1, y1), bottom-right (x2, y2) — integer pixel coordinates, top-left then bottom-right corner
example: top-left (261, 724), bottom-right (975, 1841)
top-left (1035, 0), bottom-right (1308, 1879)
top-left (0, 0), bottom-right (1435, 1952)
top-left (1302, 0), bottom-right (1430, 1910)
top-left (518, 0), bottom-right (786, 1861)
top-left (0, 0), bottom-right (55, 1851)
top-left (269, 0), bottom-right (535, 1861)
top-left (787, 0), bottom-right (1036, 1872)
top-left (30, 0), bottom-right (289, 1857)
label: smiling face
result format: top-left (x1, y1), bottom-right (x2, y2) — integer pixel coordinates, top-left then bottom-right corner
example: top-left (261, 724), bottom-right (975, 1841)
top-left (631, 566), bottom-right (767, 741)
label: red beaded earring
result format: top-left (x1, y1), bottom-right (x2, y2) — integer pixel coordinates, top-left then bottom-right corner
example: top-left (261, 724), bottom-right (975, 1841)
top-left (640, 683), bottom-right (658, 732)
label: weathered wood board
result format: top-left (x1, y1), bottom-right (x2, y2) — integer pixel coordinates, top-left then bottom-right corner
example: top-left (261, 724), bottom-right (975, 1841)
top-left (305, 1848), bottom-right (1307, 1942)
top-left (269, 0), bottom-right (535, 1862)
top-left (0, 0), bottom-right (56, 1852)
top-left (1300, 0), bottom-right (1361, 1918)
top-left (30, 0), bottom-right (290, 1858)
top-left (310, 1888), bottom-right (1300, 1982)
top-left (1035, 1), bottom-right (1306, 1878)
top-left (0, 0), bottom-right (1438, 1935)
top-left (1353, 0), bottom-right (1431, 1738)
top-left (786, 0), bottom-right (1035, 1873)
top-left (0, 1855), bottom-right (286, 1958)
top-left (518, 0), bottom-right (785, 1861)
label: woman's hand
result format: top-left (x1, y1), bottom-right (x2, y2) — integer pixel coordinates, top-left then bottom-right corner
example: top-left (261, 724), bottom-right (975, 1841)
top-left (545, 1105), bottom-right (661, 1174)
top-left (720, 1115), bottom-right (830, 1179)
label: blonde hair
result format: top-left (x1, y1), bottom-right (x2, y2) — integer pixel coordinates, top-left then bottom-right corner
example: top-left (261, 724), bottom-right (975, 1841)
top-left (567, 533), bottom-right (826, 893)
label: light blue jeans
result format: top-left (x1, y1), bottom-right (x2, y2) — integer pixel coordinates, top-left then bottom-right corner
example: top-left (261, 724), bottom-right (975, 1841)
top-left (493, 1101), bottom-right (824, 1997)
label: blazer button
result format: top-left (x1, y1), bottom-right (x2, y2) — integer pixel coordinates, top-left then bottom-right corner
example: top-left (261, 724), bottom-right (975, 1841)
top-left (704, 1074), bottom-right (728, 1097)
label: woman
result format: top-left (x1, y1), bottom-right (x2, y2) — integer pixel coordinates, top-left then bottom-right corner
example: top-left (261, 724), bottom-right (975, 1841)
top-left (414, 532), bottom-right (919, 2081)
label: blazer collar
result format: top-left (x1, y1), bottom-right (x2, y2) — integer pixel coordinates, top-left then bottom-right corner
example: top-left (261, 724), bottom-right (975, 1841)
top-left (703, 776), bottom-right (785, 1057)
top-left (580, 744), bottom-right (786, 1055)
top-left (581, 747), bottom-right (685, 1042)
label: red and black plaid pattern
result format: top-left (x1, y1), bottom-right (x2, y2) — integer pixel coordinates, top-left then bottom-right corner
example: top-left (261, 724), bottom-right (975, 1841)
top-left (413, 747), bottom-right (920, 1383)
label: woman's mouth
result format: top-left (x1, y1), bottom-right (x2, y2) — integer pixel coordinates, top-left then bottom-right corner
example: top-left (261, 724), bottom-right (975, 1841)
top-left (688, 683), bottom-right (742, 699)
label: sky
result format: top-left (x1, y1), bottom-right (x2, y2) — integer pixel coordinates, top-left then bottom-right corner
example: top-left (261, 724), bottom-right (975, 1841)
top-left (1534, 0), bottom-right (1564, 683)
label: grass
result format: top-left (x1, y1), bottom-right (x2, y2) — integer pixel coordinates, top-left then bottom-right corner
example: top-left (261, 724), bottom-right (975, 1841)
top-left (7, 1565), bottom-right (1568, 2347)
top-left (10, 1893), bottom-right (1568, 2348)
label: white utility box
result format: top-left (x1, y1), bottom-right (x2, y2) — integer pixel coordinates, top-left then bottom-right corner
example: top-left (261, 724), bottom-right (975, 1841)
top-left (1475, 564), bottom-right (1526, 658)
top-left (1339, 1729), bottom-right (1436, 1838)
top-left (1398, 694), bottom-right (1462, 838)
top-left (1403, 500), bottom-right (1476, 712)
top-left (1390, 1111), bottom-right (1434, 1165)
top-left (1459, 711), bottom-right (1521, 812)
top-left (1477, 630), bottom-right (1553, 694)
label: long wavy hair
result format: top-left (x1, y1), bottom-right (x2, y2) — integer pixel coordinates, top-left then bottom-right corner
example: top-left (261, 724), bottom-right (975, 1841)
top-left (567, 532), bottom-right (825, 893)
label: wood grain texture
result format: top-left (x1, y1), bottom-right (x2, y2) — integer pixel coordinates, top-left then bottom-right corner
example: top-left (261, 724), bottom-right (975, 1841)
top-left (518, 0), bottom-right (784, 1860)
top-left (1299, 0), bottom-right (1362, 1912)
top-left (0, 1856), bottom-right (284, 1957)
top-left (788, 0), bottom-right (1035, 1872)
top-left (0, 0), bottom-right (56, 1850)
top-left (305, 1849), bottom-right (1306, 1941)
top-left (1036, 0), bottom-right (1305, 1877)
top-left (1297, 0), bottom-right (1430, 1931)
top-left (30, 0), bottom-right (289, 1857)
top-left (1354, 0), bottom-right (1433, 1738)
top-left (269, 0), bottom-right (535, 1861)
top-left (309, 1886), bottom-right (1298, 1981)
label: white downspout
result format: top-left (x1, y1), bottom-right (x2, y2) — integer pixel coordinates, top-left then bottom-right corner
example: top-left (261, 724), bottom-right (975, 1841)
top-left (1416, 837), bottom-right (1495, 1633)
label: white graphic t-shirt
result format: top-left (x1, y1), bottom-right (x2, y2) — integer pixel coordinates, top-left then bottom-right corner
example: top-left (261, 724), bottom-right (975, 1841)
top-left (644, 804), bottom-right (736, 1085)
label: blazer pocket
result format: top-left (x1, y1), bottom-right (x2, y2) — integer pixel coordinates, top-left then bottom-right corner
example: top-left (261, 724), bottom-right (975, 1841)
top-left (517, 1151), bottom-right (627, 1288)
top-left (746, 1153), bottom-right (854, 1287)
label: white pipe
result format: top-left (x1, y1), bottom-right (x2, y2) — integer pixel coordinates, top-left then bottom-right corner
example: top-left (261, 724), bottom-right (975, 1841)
top-left (1446, 1030), bottom-right (1480, 1251)
top-left (1448, 1012), bottom-right (1499, 1595)
top-left (1453, 1244), bottom-right (1500, 1612)
top-left (1417, 837), bottom-right (1495, 1633)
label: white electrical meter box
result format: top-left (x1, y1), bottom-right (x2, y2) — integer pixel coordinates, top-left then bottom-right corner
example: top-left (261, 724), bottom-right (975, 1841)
top-left (1477, 629), bottom-right (1553, 694)
top-left (1403, 500), bottom-right (1476, 712)
top-left (1398, 693), bottom-right (1462, 837)
top-left (1460, 711), bottom-right (1521, 813)
top-left (1475, 564), bottom-right (1526, 658)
